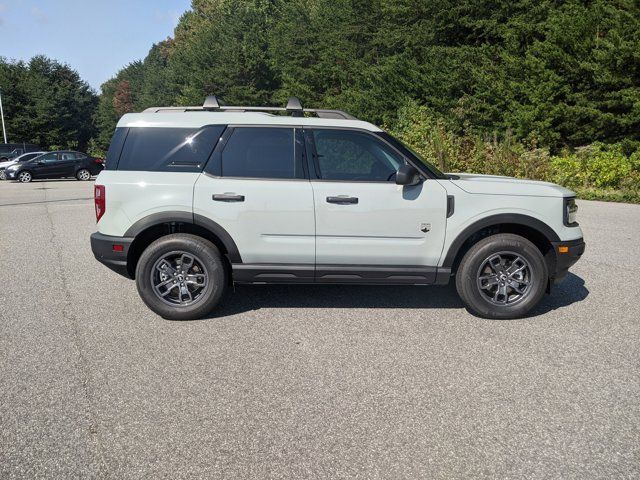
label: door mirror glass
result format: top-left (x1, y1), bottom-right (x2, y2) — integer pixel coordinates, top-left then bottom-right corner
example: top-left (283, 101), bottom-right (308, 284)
top-left (395, 164), bottom-right (420, 186)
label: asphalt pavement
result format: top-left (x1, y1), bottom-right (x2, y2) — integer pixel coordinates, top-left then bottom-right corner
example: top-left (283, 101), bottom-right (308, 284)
top-left (0, 179), bottom-right (638, 479)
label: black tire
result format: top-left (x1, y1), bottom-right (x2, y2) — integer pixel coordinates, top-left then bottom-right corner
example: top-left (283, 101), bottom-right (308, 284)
top-left (455, 233), bottom-right (548, 319)
top-left (17, 170), bottom-right (32, 183)
top-left (76, 168), bottom-right (91, 181)
top-left (135, 234), bottom-right (227, 320)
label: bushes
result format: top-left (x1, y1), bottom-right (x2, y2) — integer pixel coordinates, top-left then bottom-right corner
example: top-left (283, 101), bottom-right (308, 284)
top-left (392, 103), bottom-right (640, 203)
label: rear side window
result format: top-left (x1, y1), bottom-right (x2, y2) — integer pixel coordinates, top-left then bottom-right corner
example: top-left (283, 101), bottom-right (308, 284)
top-left (220, 127), bottom-right (301, 179)
top-left (115, 126), bottom-right (224, 172)
top-left (104, 128), bottom-right (128, 170)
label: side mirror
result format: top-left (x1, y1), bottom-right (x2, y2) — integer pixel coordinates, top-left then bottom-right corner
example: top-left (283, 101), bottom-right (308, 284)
top-left (395, 164), bottom-right (420, 186)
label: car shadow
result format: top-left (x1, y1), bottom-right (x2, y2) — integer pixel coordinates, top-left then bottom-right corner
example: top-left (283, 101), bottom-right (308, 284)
top-left (191, 272), bottom-right (588, 320)
top-left (529, 272), bottom-right (589, 317)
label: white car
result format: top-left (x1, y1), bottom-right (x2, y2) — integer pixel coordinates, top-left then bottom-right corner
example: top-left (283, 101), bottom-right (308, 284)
top-left (90, 97), bottom-right (585, 320)
top-left (0, 151), bottom-right (47, 180)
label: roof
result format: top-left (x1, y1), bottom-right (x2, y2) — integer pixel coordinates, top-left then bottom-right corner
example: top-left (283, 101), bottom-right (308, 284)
top-left (116, 111), bottom-right (383, 132)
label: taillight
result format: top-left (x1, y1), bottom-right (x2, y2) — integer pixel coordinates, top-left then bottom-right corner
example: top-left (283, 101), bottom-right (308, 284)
top-left (95, 185), bottom-right (105, 222)
top-left (94, 157), bottom-right (103, 164)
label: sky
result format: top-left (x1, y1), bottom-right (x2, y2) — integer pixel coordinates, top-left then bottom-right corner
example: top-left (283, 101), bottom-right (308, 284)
top-left (0, 0), bottom-right (192, 91)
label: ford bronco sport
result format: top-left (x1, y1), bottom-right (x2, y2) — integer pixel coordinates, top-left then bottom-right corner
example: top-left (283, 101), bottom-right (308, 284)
top-left (90, 96), bottom-right (585, 320)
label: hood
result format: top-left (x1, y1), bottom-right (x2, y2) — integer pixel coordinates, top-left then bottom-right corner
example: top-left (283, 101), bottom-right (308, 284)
top-left (447, 173), bottom-right (575, 198)
top-left (0, 160), bottom-right (16, 169)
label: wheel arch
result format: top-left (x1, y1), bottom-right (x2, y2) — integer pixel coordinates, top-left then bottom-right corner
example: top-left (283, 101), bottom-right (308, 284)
top-left (124, 212), bottom-right (241, 278)
top-left (443, 214), bottom-right (560, 275)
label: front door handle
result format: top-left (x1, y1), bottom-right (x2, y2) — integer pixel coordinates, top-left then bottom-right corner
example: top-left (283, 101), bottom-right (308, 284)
top-left (212, 193), bottom-right (245, 202)
top-left (326, 196), bottom-right (358, 205)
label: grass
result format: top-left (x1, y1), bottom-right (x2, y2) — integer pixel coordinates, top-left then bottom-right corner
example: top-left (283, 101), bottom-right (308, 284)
top-left (575, 188), bottom-right (640, 204)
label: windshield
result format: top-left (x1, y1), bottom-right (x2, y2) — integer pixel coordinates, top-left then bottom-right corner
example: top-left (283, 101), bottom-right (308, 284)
top-left (375, 132), bottom-right (447, 179)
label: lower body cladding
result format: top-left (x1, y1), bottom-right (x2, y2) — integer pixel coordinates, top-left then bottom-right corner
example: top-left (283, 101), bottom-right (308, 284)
top-left (90, 232), bottom-right (584, 287)
top-left (232, 264), bottom-right (452, 285)
top-left (90, 232), bottom-right (451, 285)
top-left (550, 238), bottom-right (585, 284)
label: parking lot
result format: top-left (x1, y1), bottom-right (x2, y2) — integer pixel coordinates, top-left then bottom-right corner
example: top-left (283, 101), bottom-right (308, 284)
top-left (0, 179), bottom-right (638, 479)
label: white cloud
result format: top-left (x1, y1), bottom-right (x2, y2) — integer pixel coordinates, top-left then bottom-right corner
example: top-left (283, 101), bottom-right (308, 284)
top-left (30, 5), bottom-right (48, 24)
top-left (0, 3), bottom-right (7, 26)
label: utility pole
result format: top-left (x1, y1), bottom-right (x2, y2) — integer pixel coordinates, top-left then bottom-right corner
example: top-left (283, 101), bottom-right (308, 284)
top-left (0, 90), bottom-right (6, 144)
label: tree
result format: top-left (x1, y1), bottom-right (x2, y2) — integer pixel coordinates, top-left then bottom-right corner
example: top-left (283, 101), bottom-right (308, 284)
top-left (0, 55), bottom-right (97, 149)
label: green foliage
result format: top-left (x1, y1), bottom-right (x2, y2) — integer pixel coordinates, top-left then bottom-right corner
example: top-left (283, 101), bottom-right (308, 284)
top-left (88, 0), bottom-right (640, 201)
top-left (0, 56), bottom-right (97, 150)
top-left (96, 0), bottom-right (640, 153)
top-left (392, 101), bottom-right (640, 200)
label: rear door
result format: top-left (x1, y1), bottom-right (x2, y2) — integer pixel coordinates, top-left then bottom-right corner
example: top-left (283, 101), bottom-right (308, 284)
top-left (57, 152), bottom-right (79, 177)
top-left (193, 126), bottom-right (315, 277)
top-left (306, 128), bottom-right (448, 277)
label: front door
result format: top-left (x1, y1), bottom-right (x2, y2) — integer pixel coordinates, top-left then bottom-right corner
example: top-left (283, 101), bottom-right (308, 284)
top-left (193, 126), bottom-right (315, 280)
top-left (33, 152), bottom-right (61, 178)
top-left (306, 128), bottom-right (448, 280)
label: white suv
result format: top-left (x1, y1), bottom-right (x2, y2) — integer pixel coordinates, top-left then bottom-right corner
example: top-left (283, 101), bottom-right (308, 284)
top-left (91, 97), bottom-right (584, 320)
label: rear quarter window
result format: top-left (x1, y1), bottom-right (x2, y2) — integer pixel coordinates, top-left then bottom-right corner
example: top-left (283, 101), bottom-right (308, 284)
top-left (115, 126), bottom-right (224, 172)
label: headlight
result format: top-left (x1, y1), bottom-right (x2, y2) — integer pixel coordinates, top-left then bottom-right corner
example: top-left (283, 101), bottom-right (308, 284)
top-left (563, 197), bottom-right (578, 227)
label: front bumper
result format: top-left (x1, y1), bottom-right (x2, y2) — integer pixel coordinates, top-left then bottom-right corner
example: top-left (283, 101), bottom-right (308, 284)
top-left (90, 232), bottom-right (134, 278)
top-left (4, 170), bottom-right (17, 180)
top-left (550, 238), bottom-right (585, 284)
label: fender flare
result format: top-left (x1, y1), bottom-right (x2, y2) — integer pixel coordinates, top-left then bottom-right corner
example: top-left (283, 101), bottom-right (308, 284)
top-left (123, 211), bottom-right (242, 263)
top-left (441, 213), bottom-right (560, 268)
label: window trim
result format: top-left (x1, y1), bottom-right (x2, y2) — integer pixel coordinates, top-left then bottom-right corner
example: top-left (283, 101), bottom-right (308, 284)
top-left (303, 126), bottom-right (418, 184)
top-left (204, 125), bottom-right (308, 181)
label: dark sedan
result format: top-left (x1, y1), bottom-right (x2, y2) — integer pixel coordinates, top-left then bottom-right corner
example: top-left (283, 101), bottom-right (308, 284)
top-left (4, 151), bottom-right (104, 183)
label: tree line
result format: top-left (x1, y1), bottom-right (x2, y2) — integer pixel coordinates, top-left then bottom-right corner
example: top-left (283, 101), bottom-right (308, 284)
top-left (1, 1), bottom-right (639, 199)
top-left (0, 56), bottom-right (96, 150)
top-left (95, 0), bottom-right (640, 153)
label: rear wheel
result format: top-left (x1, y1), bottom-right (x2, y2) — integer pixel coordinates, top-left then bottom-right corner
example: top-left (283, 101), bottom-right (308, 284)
top-left (76, 168), bottom-right (91, 181)
top-left (455, 233), bottom-right (548, 319)
top-left (18, 171), bottom-right (32, 183)
top-left (135, 234), bottom-right (227, 320)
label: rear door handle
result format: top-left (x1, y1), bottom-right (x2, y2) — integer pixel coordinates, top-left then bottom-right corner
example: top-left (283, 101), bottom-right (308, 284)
top-left (212, 193), bottom-right (245, 202)
top-left (326, 196), bottom-right (358, 204)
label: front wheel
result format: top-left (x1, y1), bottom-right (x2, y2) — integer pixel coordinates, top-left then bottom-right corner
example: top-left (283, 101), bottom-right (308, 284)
top-left (135, 234), bottom-right (227, 320)
top-left (18, 171), bottom-right (32, 183)
top-left (455, 233), bottom-right (548, 319)
top-left (76, 168), bottom-right (91, 181)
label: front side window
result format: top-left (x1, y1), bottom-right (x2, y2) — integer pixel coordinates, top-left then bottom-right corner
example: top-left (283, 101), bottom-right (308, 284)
top-left (39, 153), bottom-right (58, 164)
top-left (309, 129), bottom-right (403, 182)
top-left (221, 127), bottom-right (300, 179)
top-left (117, 126), bottom-right (224, 172)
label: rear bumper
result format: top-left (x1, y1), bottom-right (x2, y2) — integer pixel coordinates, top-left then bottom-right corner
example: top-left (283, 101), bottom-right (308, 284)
top-left (90, 232), bottom-right (134, 278)
top-left (550, 238), bottom-right (585, 284)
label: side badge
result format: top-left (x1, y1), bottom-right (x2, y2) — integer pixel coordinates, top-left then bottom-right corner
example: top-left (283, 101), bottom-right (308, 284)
top-left (420, 223), bottom-right (431, 233)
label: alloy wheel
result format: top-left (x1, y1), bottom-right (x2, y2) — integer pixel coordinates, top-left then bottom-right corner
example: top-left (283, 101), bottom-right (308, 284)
top-left (18, 171), bottom-right (31, 183)
top-left (150, 251), bottom-right (209, 307)
top-left (476, 251), bottom-right (532, 306)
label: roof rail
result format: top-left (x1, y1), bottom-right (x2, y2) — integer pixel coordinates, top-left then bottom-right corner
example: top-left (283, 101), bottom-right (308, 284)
top-left (143, 96), bottom-right (358, 120)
